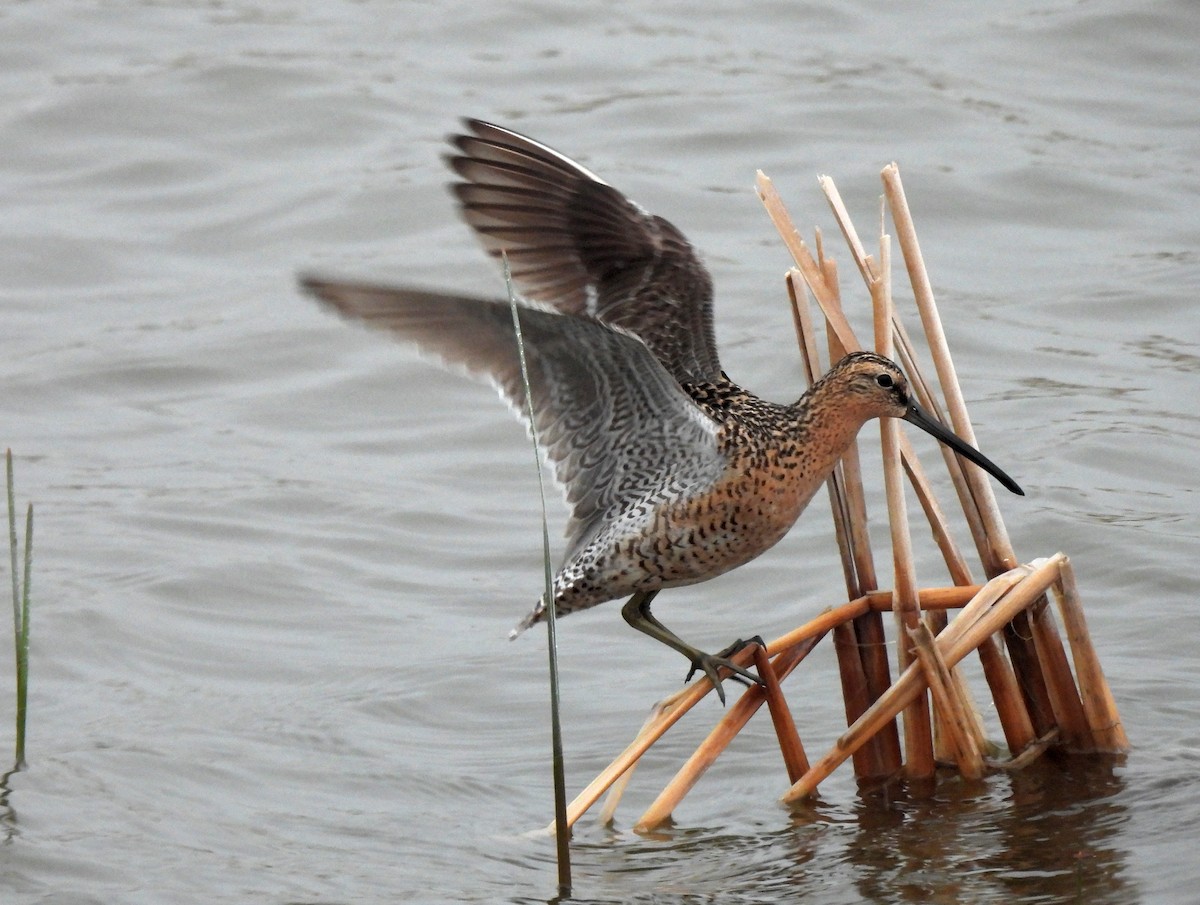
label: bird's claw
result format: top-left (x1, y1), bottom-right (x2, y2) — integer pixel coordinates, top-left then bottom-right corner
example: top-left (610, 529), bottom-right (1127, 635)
top-left (684, 637), bottom-right (767, 705)
top-left (716, 635), bottom-right (766, 662)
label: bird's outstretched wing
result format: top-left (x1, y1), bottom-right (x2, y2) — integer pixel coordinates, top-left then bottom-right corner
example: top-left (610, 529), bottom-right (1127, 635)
top-left (446, 119), bottom-right (722, 384)
top-left (301, 277), bottom-right (726, 556)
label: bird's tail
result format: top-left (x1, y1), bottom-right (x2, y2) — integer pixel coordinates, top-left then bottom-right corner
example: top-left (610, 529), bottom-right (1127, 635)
top-left (508, 595), bottom-right (547, 639)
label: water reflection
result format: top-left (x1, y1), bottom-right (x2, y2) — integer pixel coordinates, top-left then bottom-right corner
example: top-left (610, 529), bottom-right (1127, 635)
top-left (822, 756), bottom-right (1132, 903)
top-left (0, 763), bottom-right (21, 844)
top-left (508, 755), bottom-right (1129, 903)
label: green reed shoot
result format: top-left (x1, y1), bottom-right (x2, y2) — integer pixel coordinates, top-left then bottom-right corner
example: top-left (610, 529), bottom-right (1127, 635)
top-left (6, 449), bottom-right (32, 768)
top-left (504, 257), bottom-right (571, 896)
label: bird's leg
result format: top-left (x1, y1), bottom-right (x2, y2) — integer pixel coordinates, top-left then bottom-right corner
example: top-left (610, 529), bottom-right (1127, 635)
top-left (620, 591), bottom-right (764, 705)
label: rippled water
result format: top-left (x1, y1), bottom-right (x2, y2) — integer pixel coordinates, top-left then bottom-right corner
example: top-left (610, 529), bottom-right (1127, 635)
top-left (2, 1), bottom-right (1198, 902)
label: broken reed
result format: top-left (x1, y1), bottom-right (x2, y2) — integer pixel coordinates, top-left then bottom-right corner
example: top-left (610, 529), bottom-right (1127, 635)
top-left (547, 162), bottom-right (1127, 833)
top-left (760, 165), bottom-right (1030, 779)
top-left (763, 165), bottom-right (1124, 782)
top-left (7, 449), bottom-right (32, 768)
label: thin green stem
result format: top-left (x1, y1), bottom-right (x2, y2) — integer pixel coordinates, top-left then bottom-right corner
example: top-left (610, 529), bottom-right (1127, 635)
top-left (504, 256), bottom-right (571, 897)
top-left (6, 451), bottom-right (17, 643)
top-left (7, 450), bottom-right (31, 767)
top-left (15, 502), bottom-right (31, 767)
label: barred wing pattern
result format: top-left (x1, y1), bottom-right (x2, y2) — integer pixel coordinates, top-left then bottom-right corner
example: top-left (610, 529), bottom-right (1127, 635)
top-left (447, 119), bottom-right (723, 385)
top-left (300, 278), bottom-right (726, 557)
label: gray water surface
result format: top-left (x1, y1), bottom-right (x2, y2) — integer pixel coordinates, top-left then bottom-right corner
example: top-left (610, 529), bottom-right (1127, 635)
top-left (2, 1), bottom-right (1198, 902)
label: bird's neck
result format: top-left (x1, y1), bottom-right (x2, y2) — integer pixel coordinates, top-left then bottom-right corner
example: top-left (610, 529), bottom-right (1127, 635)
top-left (787, 383), bottom-right (876, 474)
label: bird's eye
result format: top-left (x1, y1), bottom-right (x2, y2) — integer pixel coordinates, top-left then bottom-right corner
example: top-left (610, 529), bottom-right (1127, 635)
top-left (875, 373), bottom-right (894, 389)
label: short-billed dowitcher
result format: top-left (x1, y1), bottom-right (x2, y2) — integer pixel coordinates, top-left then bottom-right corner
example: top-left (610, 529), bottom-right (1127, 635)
top-left (302, 119), bottom-right (1023, 703)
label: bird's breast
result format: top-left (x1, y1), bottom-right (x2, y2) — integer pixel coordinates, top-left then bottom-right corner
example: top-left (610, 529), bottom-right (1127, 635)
top-left (643, 448), bottom-right (821, 582)
top-left (549, 440), bottom-right (828, 610)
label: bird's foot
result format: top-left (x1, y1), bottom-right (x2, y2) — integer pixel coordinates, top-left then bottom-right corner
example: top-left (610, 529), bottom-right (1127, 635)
top-left (683, 637), bottom-right (767, 705)
top-left (716, 635), bottom-right (766, 662)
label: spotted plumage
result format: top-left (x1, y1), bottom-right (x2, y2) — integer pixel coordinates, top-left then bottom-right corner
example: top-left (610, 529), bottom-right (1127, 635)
top-left (301, 120), bottom-right (1023, 702)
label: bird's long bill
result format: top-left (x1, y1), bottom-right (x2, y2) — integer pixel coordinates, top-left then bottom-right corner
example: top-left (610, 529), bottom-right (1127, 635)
top-left (902, 400), bottom-right (1025, 496)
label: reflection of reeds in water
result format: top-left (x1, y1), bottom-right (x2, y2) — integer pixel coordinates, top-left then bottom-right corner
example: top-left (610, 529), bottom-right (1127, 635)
top-left (6, 448), bottom-right (33, 769)
top-left (554, 166), bottom-right (1128, 834)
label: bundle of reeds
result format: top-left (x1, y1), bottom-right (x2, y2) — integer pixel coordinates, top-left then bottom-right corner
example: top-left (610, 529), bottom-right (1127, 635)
top-left (550, 164), bottom-right (1127, 835)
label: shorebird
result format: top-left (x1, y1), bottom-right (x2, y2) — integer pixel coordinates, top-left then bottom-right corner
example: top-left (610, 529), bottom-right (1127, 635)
top-left (302, 119), bottom-right (1023, 703)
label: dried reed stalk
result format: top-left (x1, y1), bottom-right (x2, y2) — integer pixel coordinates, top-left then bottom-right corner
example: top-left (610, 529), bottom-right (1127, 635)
top-left (568, 585), bottom-right (978, 829)
top-left (757, 174), bottom-right (858, 352)
top-left (780, 172), bottom-right (992, 775)
top-left (815, 173), bottom-right (999, 607)
top-left (877, 165), bottom-right (1060, 741)
top-left (880, 165), bottom-right (1015, 570)
top-left (819, 174), bottom-right (875, 285)
top-left (787, 248), bottom-right (898, 777)
top-left (635, 634), bottom-right (824, 832)
top-left (872, 234), bottom-right (936, 778)
top-left (788, 271), bottom-right (868, 595)
top-left (876, 167), bottom-right (1050, 755)
top-left (557, 599), bottom-right (866, 831)
top-left (594, 692), bottom-right (692, 826)
top-left (870, 579), bottom-right (1029, 763)
top-left (999, 728), bottom-right (1061, 770)
top-left (974, 632), bottom-right (1036, 753)
top-left (794, 197), bottom-right (903, 777)
top-left (754, 645), bottom-right (810, 783)
top-left (908, 619), bottom-right (986, 778)
top-left (764, 167), bottom-right (1077, 774)
top-left (1053, 557), bottom-right (1128, 751)
top-left (766, 175), bottom-right (984, 597)
top-left (782, 558), bottom-right (1063, 802)
top-left (1029, 601), bottom-right (1092, 746)
top-left (868, 183), bottom-right (988, 766)
top-left (550, 642), bottom-right (756, 833)
top-left (864, 585), bottom-right (981, 611)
